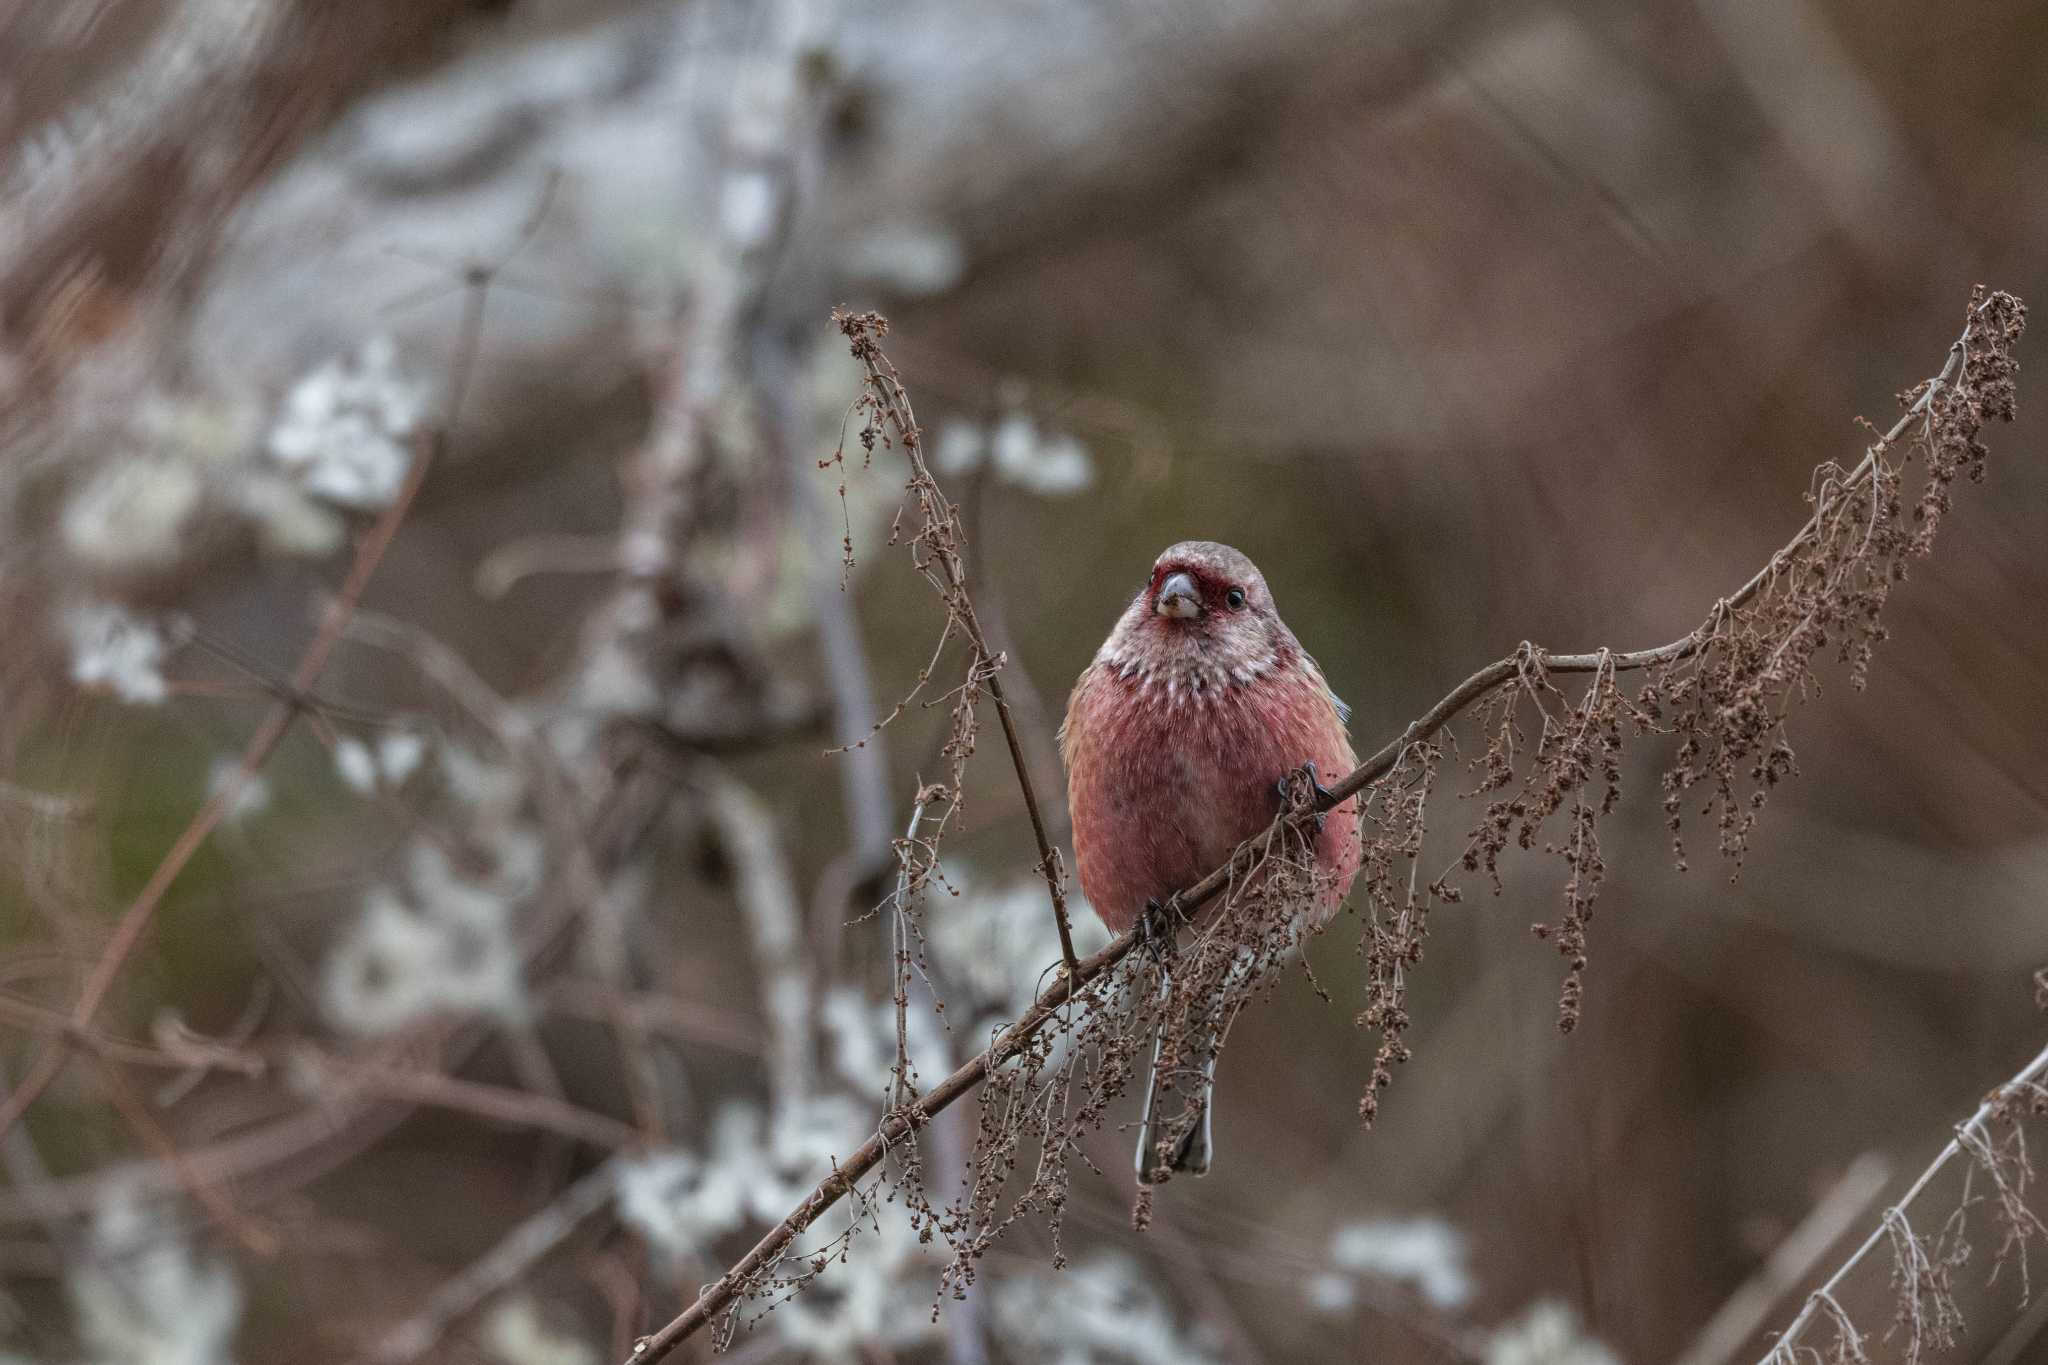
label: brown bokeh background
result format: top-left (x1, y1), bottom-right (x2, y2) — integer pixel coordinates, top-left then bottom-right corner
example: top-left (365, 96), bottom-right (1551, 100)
top-left (2, 1), bottom-right (2046, 1361)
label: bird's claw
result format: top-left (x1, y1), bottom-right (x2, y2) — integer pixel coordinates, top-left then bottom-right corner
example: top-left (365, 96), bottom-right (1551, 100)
top-left (1275, 759), bottom-right (1335, 834)
top-left (1138, 897), bottom-right (1181, 963)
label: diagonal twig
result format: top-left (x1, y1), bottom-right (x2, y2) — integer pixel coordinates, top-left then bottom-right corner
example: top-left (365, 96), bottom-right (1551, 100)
top-left (1759, 1038), bottom-right (2048, 1364)
top-left (836, 311), bottom-right (1081, 976)
top-left (0, 253), bottom-right (502, 1145)
top-left (627, 289), bottom-right (2019, 1361)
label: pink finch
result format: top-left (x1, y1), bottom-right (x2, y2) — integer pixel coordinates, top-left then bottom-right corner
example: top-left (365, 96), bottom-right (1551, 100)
top-left (1060, 541), bottom-right (1362, 1183)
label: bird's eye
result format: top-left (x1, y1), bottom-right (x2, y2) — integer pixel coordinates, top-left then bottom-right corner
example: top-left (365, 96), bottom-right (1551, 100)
top-left (1225, 587), bottom-right (1246, 609)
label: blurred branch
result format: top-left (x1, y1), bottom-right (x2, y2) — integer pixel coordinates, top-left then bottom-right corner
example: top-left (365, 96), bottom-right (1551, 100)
top-left (361, 1157), bottom-right (621, 1365)
top-left (0, 0), bottom-right (477, 394)
top-left (630, 287), bottom-right (2025, 1360)
top-left (91, 1054), bottom-right (280, 1257)
top-left (0, 246), bottom-right (507, 1143)
top-left (286, 1049), bottom-right (644, 1153)
top-left (757, 328), bottom-right (896, 872)
top-left (1675, 1152), bottom-right (1889, 1365)
top-left (703, 769), bottom-right (816, 1110)
top-left (1758, 1041), bottom-right (2048, 1364)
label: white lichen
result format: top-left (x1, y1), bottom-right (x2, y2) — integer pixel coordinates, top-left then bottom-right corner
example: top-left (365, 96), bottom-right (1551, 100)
top-left (822, 986), bottom-right (951, 1098)
top-left (617, 1097), bottom-right (872, 1266)
top-left (206, 758), bottom-right (270, 825)
top-left (70, 1181), bottom-right (242, 1365)
top-left (320, 831), bottom-right (536, 1035)
top-left (1305, 1271), bottom-right (1358, 1315)
top-left (928, 411), bottom-right (1093, 495)
top-left (482, 1297), bottom-right (597, 1365)
top-left (226, 473), bottom-right (345, 558)
top-left (61, 459), bottom-right (204, 572)
top-left (333, 728), bottom-right (430, 796)
top-left (924, 872), bottom-right (1109, 1020)
top-left (720, 169), bottom-right (780, 248)
top-left (932, 421), bottom-right (986, 476)
top-left (774, 1206), bottom-right (943, 1363)
top-left (993, 1253), bottom-right (1224, 1365)
top-left (1328, 1216), bottom-right (1474, 1312)
top-left (333, 737), bottom-right (379, 795)
top-left (62, 602), bottom-right (177, 705)
top-left (378, 730), bottom-right (428, 785)
top-left (266, 336), bottom-right (429, 509)
top-left (1485, 1300), bottom-right (1622, 1365)
top-left (841, 223), bottom-right (966, 296)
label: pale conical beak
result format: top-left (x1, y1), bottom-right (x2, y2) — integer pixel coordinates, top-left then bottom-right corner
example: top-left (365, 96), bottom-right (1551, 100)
top-left (1155, 571), bottom-right (1202, 619)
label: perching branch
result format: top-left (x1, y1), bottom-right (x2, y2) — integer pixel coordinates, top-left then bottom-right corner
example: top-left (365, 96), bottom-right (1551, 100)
top-left (629, 289), bottom-right (2025, 1361)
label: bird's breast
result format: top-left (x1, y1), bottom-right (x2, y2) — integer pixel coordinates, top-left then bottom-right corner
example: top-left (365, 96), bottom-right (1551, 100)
top-left (1064, 661), bottom-right (1354, 933)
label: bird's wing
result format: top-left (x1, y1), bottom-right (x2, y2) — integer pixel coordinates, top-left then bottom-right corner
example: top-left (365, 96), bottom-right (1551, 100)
top-left (1300, 649), bottom-right (1350, 725)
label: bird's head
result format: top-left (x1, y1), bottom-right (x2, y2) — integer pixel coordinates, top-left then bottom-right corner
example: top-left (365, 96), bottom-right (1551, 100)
top-left (1105, 541), bottom-right (1286, 678)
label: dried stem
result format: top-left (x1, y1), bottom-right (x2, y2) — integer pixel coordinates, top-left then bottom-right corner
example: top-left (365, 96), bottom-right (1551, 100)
top-left (632, 289), bottom-right (2025, 1362)
top-left (1762, 1038), bottom-right (2048, 1364)
top-left (360, 1157), bottom-right (623, 1365)
top-left (835, 310), bottom-right (1083, 977)
top-left (0, 262), bottom-right (499, 1145)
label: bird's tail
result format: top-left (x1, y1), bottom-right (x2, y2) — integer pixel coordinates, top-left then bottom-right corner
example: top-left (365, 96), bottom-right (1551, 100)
top-left (1135, 974), bottom-right (1219, 1185)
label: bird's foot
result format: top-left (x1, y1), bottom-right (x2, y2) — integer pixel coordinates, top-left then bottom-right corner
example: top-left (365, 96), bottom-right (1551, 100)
top-left (1275, 759), bottom-right (1335, 834)
top-left (1138, 897), bottom-right (1183, 963)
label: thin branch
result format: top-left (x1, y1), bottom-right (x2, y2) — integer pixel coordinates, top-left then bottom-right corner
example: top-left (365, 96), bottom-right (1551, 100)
top-left (360, 1157), bottom-right (622, 1365)
top-left (1759, 1037), bottom-right (2048, 1364)
top-left (289, 1050), bottom-right (646, 1154)
top-left (0, 255), bottom-right (503, 1144)
top-left (837, 313), bottom-right (1082, 975)
top-left (91, 1054), bottom-right (280, 1258)
top-left (629, 293), bottom-right (2012, 1361)
top-left (1677, 1152), bottom-right (1891, 1365)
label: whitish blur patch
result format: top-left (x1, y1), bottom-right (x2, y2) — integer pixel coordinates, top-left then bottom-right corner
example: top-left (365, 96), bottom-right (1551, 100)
top-left (63, 602), bottom-right (177, 705)
top-left (1486, 1300), bottom-right (1621, 1365)
top-left (1329, 1216), bottom-right (1474, 1311)
top-left (70, 1180), bottom-right (243, 1365)
top-left (267, 335), bottom-right (429, 509)
top-left (61, 460), bottom-right (203, 571)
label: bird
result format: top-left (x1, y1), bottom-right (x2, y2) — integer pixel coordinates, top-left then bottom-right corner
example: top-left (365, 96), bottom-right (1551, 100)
top-left (1059, 541), bottom-right (1362, 1184)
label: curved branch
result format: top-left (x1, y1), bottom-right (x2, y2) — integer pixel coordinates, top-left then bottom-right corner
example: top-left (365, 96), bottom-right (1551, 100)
top-left (627, 296), bottom-right (2003, 1361)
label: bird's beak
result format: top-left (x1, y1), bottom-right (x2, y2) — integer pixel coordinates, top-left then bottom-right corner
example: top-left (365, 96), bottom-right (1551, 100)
top-left (1154, 571), bottom-right (1203, 620)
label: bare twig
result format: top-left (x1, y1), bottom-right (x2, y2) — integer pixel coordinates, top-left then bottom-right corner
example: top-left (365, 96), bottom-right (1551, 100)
top-left (835, 310), bottom-right (1082, 975)
top-left (360, 1158), bottom-right (622, 1365)
top-left (0, 264), bottom-right (498, 1145)
top-left (1760, 1038), bottom-right (2048, 1364)
top-left (629, 288), bottom-right (2023, 1360)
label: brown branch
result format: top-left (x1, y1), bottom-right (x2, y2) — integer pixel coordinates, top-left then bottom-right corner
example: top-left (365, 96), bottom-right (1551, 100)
top-left (1, 2), bottom-right (480, 402)
top-left (630, 290), bottom-right (2017, 1360)
top-left (92, 1054), bottom-right (280, 1258)
top-left (0, 257), bottom-right (500, 1145)
top-left (0, 766), bottom-right (679, 1232)
top-left (360, 1157), bottom-right (623, 1365)
top-left (1759, 1037), bottom-right (2048, 1364)
top-left (287, 1050), bottom-right (645, 1154)
top-left (837, 311), bottom-right (1082, 976)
